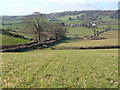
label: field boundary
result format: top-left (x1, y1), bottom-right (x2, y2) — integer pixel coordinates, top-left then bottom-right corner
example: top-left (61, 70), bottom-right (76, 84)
top-left (51, 45), bottom-right (120, 50)
top-left (1, 29), bottom-right (33, 41)
top-left (0, 38), bottom-right (63, 52)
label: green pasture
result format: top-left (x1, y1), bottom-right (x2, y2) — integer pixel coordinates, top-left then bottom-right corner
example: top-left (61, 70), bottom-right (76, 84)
top-left (98, 25), bottom-right (118, 30)
top-left (0, 34), bottom-right (29, 45)
top-left (2, 24), bottom-right (21, 30)
top-left (53, 30), bottom-right (118, 48)
top-left (67, 26), bottom-right (106, 37)
top-left (7, 31), bottom-right (33, 39)
top-left (3, 20), bottom-right (23, 24)
top-left (53, 20), bottom-right (82, 24)
top-left (57, 14), bottom-right (82, 21)
top-left (1, 14), bottom-right (119, 88)
top-left (2, 49), bottom-right (118, 88)
top-left (100, 30), bottom-right (118, 39)
top-left (67, 27), bottom-right (94, 36)
top-left (52, 39), bottom-right (118, 48)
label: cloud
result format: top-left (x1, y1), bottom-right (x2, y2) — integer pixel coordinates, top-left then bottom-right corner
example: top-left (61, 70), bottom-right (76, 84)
top-left (0, 0), bottom-right (118, 15)
top-left (1, 0), bottom-right (119, 3)
top-left (1, 7), bottom-right (31, 15)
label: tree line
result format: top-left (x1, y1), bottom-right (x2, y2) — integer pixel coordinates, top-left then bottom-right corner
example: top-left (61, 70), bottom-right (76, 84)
top-left (22, 12), bottom-right (67, 43)
top-left (45, 10), bottom-right (118, 20)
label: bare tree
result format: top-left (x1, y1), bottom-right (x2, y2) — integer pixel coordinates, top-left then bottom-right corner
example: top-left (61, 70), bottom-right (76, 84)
top-left (22, 12), bottom-right (48, 43)
top-left (48, 22), bottom-right (67, 40)
top-left (22, 12), bottom-right (67, 43)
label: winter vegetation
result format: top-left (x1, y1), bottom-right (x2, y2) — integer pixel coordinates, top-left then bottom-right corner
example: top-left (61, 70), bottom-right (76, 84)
top-left (1, 10), bottom-right (119, 88)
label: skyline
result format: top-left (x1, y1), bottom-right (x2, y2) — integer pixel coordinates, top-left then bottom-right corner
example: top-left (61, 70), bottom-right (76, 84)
top-left (0, 0), bottom-right (119, 15)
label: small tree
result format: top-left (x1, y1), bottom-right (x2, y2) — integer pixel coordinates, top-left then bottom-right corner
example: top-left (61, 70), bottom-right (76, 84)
top-left (76, 16), bottom-right (80, 20)
top-left (68, 17), bottom-right (73, 20)
top-left (48, 22), bottom-right (67, 40)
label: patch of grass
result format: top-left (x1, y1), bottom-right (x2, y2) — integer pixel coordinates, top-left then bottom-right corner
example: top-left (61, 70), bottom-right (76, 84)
top-left (8, 31), bottom-right (33, 39)
top-left (57, 14), bottom-right (82, 21)
top-left (3, 20), bottom-right (23, 24)
top-left (98, 25), bottom-right (118, 30)
top-left (100, 30), bottom-right (118, 39)
top-left (67, 27), bottom-right (106, 37)
top-left (62, 29), bottom-right (118, 48)
top-left (67, 27), bottom-right (94, 36)
top-left (52, 39), bottom-right (118, 48)
top-left (54, 20), bottom-right (82, 24)
top-left (2, 49), bottom-right (118, 88)
top-left (0, 34), bottom-right (29, 45)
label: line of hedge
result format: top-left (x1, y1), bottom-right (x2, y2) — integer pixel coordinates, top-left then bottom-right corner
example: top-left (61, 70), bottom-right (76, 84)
top-left (51, 45), bottom-right (120, 50)
top-left (0, 38), bottom-right (62, 52)
top-left (1, 41), bottom-right (38, 49)
top-left (1, 29), bottom-right (33, 41)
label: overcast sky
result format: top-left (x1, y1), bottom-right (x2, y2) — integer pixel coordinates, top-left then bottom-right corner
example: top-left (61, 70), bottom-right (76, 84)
top-left (0, 0), bottom-right (119, 15)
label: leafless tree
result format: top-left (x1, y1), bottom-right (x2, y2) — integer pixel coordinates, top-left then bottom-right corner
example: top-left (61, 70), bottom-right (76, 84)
top-left (22, 12), bottom-right (67, 43)
top-left (22, 12), bottom-right (48, 43)
top-left (48, 22), bottom-right (67, 40)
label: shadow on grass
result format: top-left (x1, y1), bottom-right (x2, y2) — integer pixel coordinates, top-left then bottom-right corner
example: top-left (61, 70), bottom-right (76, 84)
top-left (44, 37), bottom-right (74, 49)
top-left (2, 37), bottom-right (83, 52)
top-left (3, 44), bottom-right (43, 52)
top-left (3, 38), bottom-right (72, 52)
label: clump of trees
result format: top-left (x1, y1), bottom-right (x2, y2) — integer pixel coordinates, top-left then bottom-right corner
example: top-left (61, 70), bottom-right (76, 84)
top-left (68, 17), bottom-right (74, 20)
top-left (22, 12), bottom-right (67, 43)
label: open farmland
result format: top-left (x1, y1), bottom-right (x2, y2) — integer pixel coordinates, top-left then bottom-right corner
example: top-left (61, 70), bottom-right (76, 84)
top-left (52, 28), bottom-right (118, 49)
top-left (67, 26), bottom-right (106, 37)
top-left (52, 39), bottom-right (118, 48)
top-left (67, 27), bottom-right (94, 36)
top-left (1, 10), bottom-right (119, 88)
top-left (0, 34), bottom-right (29, 45)
top-left (57, 14), bottom-right (82, 21)
top-left (2, 49), bottom-right (118, 88)
top-left (100, 30), bottom-right (118, 39)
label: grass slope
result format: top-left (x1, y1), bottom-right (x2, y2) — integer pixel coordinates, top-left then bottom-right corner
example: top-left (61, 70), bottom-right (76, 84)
top-left (68, 27), bottom-right (94, 36)
top-left (52, 39), bottom-right (118, 48)
top-left (0, 34), bottom-right (29, 45)
top-left (67, 26), bottom-right (106, 37)
top-left (2, 49), bottom-right (118, 88)
top-left (100, 30), bottom-right (118, 39)
top-left (57, 14), bottom-right (82, 21)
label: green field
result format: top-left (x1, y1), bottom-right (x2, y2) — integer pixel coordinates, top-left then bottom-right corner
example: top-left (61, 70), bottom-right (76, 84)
top-left (2, 20), bottom-right (23, 30)
top-left (67, 27), bottom-right (105, 37)
top-left (53, 30), bottom-right (118, 48)
top-left (0, 34), bottom-right (29, 45)
top-left (2, 49), bottom-right (118, 88)
top-left (98, 25), bottom-right (118, 30)
top-left (67, 27), bottom-right (94, 36)
top-left (52, 39), bottom-right (118, 48)
top-left (100, 30), bottom-right (118, 39)
top-left (1, 13), bottom-right (119, 88)
top-left (57, 14), bottom-right (82, 21)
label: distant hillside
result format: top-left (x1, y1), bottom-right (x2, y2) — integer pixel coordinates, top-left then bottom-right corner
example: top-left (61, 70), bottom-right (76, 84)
top-left (2, 16), bottom-right (23, 22)
top-left (46, 10), bottom-right (118, 20)
top-left (1, 10), bottom-right (118, 22)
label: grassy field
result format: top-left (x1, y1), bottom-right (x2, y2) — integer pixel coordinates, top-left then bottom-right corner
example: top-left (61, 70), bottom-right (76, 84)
top-left (2, 49), bottom-right (118, 88)
top-left (2, 20), bottom-right (23, 30)
top-left (52, 39), bottom-right (118, 48)
top-left (0, 34), bottom-right (29, 45)
top-left (1, 14), bottom-right (119, 88)
top-left (98, 25), bottom-right (118, 30)
top-left (52, 30), bottom-right (118, 48)
top-left (100, 30), bottom-right (118, 39)
top-left (67, 27), bottom-right (94, 36)
top-left (57, 14), bottom-right (82, 21)
top-left (67, 27), bottom-right (105, 37)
